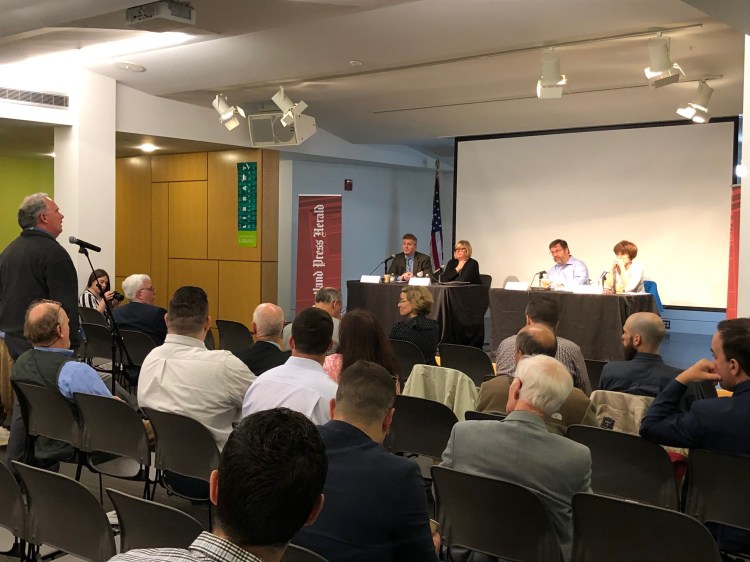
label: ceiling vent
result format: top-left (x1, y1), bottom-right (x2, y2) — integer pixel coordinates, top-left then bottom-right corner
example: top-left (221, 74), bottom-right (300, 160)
top-left (0, 87), bottom-right (69, 109)
top-left (126, 1), bottom-right (196, 31)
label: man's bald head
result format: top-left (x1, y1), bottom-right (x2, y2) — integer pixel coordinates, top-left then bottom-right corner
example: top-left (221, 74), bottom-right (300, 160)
top-left (622, 312), bottom-right (665, 357)
top-left (23, 300), bottom-right (70, 348)
top-left (515, 324), bottom-right (558, 363)
top-left (252, 303), bottom-right (285, 341)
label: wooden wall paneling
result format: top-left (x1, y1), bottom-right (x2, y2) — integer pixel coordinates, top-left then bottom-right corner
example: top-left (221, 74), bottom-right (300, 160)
top-left (260, 262), bottom-right (278, 305)
top-left (151, 182), bottom-right (170, 309)
top-left (218, 261), bottom-right (260, 328)
top-left (114, 277), bottom-right (126, 296)
top-left (151, 152), bottom-right (207, 183)
top-left (168, 259), bottom-right (219, 328)
top-left (207, 149), bottom-right (263, 262)
top-left (115, 156), bottom-right (151, 276)
top-left (261, 150), bottom-right (279, 262)
top-left (168, 181), bottom-right (208, 259)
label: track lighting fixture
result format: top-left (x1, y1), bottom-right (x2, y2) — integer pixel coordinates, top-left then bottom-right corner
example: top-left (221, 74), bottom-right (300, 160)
top-left (536, 50), bottom-right (566, 99)
top-left (212, 94), bottom-right (246, 131)
top-left (644, 36), bottom-right (683, 88)
top-left (676, 81), bottom-right (713, 123)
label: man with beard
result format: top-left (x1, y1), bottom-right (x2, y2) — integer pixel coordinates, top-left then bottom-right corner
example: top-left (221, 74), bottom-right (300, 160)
top-left (599, 312), bottom-right (683, 396)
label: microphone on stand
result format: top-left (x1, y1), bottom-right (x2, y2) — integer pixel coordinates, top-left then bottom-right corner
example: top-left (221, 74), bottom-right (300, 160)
top-left (368, 254), bottom-right (397, 275)
top-left (531, 270), bottom-right (546, 287)
top-left (68, 236), bottom-right (101, 253)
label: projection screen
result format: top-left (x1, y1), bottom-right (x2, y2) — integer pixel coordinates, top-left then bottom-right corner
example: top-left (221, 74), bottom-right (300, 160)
top-left (455, 120), bottom-right (736, 309)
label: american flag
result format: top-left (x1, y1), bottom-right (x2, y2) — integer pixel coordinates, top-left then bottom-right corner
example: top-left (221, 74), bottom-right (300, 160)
top-left (430, 168), bottom-right (443, 269)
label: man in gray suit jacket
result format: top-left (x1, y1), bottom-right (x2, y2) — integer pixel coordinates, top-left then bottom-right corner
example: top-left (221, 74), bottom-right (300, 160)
top-left (440, 354), bottom-right (592, 562)
top-left (387, 233), bottom-right (433, 281)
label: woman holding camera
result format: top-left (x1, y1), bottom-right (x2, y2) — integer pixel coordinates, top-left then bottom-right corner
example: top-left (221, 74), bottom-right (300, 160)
top-left (78, 268), bottom-right (121, 314)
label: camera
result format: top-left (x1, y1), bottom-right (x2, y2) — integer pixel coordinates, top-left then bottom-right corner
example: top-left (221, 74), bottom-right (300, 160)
top-left (112, 292), bottom-right (125, 302)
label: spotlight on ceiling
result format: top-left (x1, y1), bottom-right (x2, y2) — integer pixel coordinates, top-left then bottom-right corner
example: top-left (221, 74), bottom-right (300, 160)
top-left (536, 49), bottom-right (567, 99)
top-left (212, 94), bottom-right (246, 131)
top-left (271, 87), bottom-right (310, 127)
top-left (644, 36), bottom-right (683, 88)
top-left (676, 81), bottom-right (713, 124)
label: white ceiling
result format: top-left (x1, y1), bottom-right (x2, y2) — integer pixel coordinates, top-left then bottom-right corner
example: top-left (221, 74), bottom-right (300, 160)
top-left (0, 0), bottom-right (746, 161)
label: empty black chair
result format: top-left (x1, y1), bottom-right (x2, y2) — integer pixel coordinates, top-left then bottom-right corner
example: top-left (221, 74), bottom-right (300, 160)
top-left (283, 544), bottom-right (329, 562)
top-left (389, 339), bottom-right (426, 383)
top-left (439, 343), bottom-right (494, 386)
top-left (13, 461), bottom-right (116, 562)
top-left (572, 493), bottom-right (721, 562)
top-left (80, 322), bottom-right (116, 365)
top-left (385, 395), bottom-right (457, 460)
top-left (0, 460), bottom-right (29, 558)
top-left (78, 306), bottom-right (108, 327)
top-left (583, 359), bottom-right (606, 392)
top-left (567, 424), bottom-right (678, 509)
top-left (216, 319), bottom-right (253, 355)
top-left (107, 488), bottom-right (204, 552)
top-left (120, 330), bottom-right (157, 365)
top-left (479, 274), bottom-right (492, 289)
top-left (432, 466), bottom-right (562, 562)
top-left (464, 410), bottom-right (506, 422)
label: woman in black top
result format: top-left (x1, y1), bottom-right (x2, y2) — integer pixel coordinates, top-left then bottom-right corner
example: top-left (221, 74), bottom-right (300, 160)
top-left (389, 286), bottom-right (439, 365)
top-left (440, 239), bottom-right (481, 284)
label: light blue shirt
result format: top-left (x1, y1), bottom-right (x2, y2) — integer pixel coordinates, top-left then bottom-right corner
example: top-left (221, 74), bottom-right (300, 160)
top-left (547, 255), bottom-right (590, 286)
top-left (33, 347), bottom-right (113, 400)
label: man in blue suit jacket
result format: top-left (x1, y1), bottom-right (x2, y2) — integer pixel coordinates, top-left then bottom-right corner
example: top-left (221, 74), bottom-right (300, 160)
top-left (293, 360), bottom-right (437, 562)
top-left (113, 274), bottom-right (167, 345)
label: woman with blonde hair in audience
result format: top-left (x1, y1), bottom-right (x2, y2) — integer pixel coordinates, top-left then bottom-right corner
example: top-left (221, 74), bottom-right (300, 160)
top-left (604, 240), bottom-right (645, 293)
top-left (389, 286), bottom-right (440, 365)
top-left (324, 309), bottom-right (400, 385)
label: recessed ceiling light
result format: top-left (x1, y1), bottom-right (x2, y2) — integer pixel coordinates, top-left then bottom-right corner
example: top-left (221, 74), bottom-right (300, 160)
top-left (138, 143), bottom-right (158, 153)
top-left (114, 61), bottom-right (146, 72)
top-left (349, 60), bottom-right (363, 67)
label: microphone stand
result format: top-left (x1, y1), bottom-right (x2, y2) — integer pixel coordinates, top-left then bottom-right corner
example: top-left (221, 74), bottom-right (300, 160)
top-left (78, 246), bottom-right (134, 395)
top-left (367, 255), bottom-right (395, 276)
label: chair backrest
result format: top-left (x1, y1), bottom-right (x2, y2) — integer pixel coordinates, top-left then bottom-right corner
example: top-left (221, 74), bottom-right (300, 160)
top-left (464, 410), bottom-right (506, 422)
top-left (80, 322), bottom-right (115, 362)
top-left (0, 460), bottom-right (27, 540)
top-left (642, 280), bottom-right (664, 314)
top-left (479, 274), bottom-right (492, 289)
top-left (107, 488), bottom-right (204, 552)
top-left (283, 544), bottom-right (330, 562)
top-left (432, 466), bottom-right (562, 562)
top-left (12, 382), bottom-right (80, 448)
top-left (389, 338), bottom-right (426, 382)
top-left (583, 359), bottom-right (606, 392)
top-left (142, 407), bottom-right (220, 483)
top-left (78, 306), bottom-right (108, 327)
top-left (13, 461), bottom-right (116, 562)
top-left (204, 328), bottom-right (216, 350)
top-left (216, 320), bottom-right (253, 355)
top-left (684, 449), bottom-right (750, 531)
top-left (567, 424), bottom-right (678, 509)
top-left (384, 395), bottom-right (458, 459)
top-left (438, 343), bottom-right (494, 386)
top-left (120, 329), bottom-right (157, 366)
top-left (572, 493), bottom-right (721, 562)
top-left (75, 392), bottom-right (151, 464)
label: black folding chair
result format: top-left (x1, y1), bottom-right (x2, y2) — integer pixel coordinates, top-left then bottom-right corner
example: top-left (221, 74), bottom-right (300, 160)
top-left (432, 466), bottom-right (562, 562)
top-left (438, 343), bottom-right (494, 386)
top-left (464, 410), bottom-right (506, 422)
top-left (78, 306), bottom-right (107, 327)
top-left (107, 488), bottom-right (204, 552)
top-left (583, 359), bottom-right (606, 392)
top-left (567, 424), bottom-right (678, 509)
top-left (0, 460), bottom-right (29, 560)
top-left (283, 544), bottom-right (330, 562)
top-left (479, 274), bottom-right (492, 289)
top-left (572, 493), bottom-right (721, 562)
top-left (389, 339), bottom-right (426, 384)
top-left (216, 319), bottom-right (253, 355)
top-left (204, 328), bottom-right (216, 350)
top-left (385, 395), bottom-right (457, 460)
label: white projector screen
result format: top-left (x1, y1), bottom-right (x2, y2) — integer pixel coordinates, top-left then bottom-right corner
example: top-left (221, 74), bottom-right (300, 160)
top-left (455, 121), bottom-right (735, 309)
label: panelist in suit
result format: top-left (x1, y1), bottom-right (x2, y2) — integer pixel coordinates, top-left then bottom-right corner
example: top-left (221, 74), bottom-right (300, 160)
top-left (112, 274), bottom-right (167, 345)
top-left (387, 233), bottom-right (433, 281)
top-left (442, 354), bottom-right (592, 562)
top-left (236, 303), bottom-right (290, 376)
top-left (439, 239), bottom-right (481, 284)
top-left (293, 360), bottom-right (438, 562)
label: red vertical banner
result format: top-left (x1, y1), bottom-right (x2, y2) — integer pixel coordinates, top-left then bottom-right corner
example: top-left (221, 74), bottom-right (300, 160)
top-left (727, 184), bottom-right (741, 319)
top-left (296, 195), bottom-right (342, 313)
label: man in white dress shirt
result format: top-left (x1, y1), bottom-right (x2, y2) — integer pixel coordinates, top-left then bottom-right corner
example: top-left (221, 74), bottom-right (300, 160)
top-left (138, 286), bottom-right (256, 450)
top-left (243, 307), bottom-right (337, 424)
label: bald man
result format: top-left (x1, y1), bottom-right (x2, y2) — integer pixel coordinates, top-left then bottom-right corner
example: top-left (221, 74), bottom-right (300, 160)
top-left (599, 312), bottom-right (684, 397)
top-left (236, 303), bottom-right (291, 375)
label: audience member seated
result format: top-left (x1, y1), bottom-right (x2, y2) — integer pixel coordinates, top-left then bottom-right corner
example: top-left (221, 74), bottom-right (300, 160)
top-left (243, 307), bottom-right (337, 424)
top-left (109, 408), bottom-right (327, 562)
top-left (283, 287), bottom-right (342, 354)
top-left (390, 286), bottom-right (439, 366)
top-left (236, 303), bottom-right (290, 376)
top-left (439, 239), bottom-right (481, 284)
top-left (138, 286), bottom-right (256, 450)
top-left (323, 309), bottom-right (400, 384)
top-left (8, 300), bottom-right (115, 468)
top-left (441, 354), bottom-right (592, 562)
top-left (603, 240), bottom-right (645, 293)
top-left (113, 274), bottom-right (167, 345)
top-left (294, 360), bottom-right (437, 562)
top-left (78, 268), bottom-right (120, 315)
top-left (495, 295), bottom-right (590, 393)
top-left (477, 325), bottom-right (597, 435)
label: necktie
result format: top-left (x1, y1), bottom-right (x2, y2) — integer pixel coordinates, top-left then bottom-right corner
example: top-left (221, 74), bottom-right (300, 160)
top-left (407, 257), bottom-right (413, 273)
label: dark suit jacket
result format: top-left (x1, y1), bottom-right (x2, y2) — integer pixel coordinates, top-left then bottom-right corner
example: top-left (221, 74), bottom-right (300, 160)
top-left (293, 420), bottom-right (437, 562)
top-left (387, 251), bottom-right (433, 277)
top-left (112, 301), bottom-right (168, 345)
top-left (235, 340), bottom-right (290, 375)
top-left (440, 258), bottom-right (481, 284)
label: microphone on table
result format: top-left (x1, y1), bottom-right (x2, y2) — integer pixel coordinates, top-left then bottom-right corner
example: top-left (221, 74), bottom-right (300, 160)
top-left (368, 254), bottom-right (397, 275)
top-left (68, 236), bottom-right (101, 253)
top-left (600, 270), bottom-right (608, 283)
top-left (531, 270), bottom-right (546, 287)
